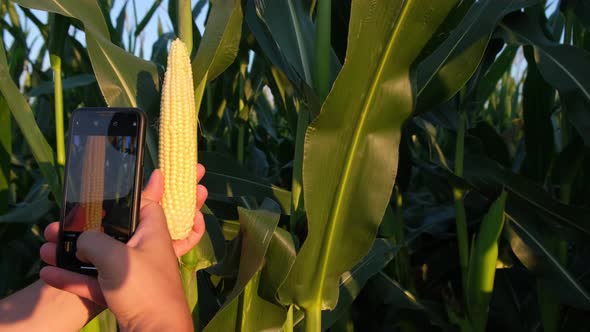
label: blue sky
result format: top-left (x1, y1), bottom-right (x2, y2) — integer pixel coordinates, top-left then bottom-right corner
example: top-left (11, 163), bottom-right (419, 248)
top-left (3, 0), bottom-right (208, 70)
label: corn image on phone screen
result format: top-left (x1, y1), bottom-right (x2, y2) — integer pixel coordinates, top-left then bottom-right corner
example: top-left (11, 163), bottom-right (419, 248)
top-left (60, 111), bottom-right (141, 271)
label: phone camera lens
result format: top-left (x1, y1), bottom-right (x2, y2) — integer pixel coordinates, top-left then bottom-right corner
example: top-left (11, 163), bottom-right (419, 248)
top-left (133, 122), bottom-right (137, 127)
top-left (113, 121), bottom-right (118, 127)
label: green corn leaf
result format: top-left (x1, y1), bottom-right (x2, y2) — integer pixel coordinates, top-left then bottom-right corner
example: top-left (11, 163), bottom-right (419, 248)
top-left (192, 0), bottom-right (242, 84)
top-left (500, 12), bottom-right (590, 145)
top-left (0, 41), bottom-right (62, 203)
top-left (0, 181), bottom-right (53, 224)
top-left (521, 46), bottom-right (556, 182)
top-left (278, 0), bottom-right (459, 325)
top-left (368, 271), bottom-right (451, 330)
top-left (424, 155), bottom-right (590, 309)
top-left (473, 45), bottom-right (518, 106)
top-left (14, 0), bottom-right (162, 171)
top-left (203, 207), bottom-right (285, 332)
top-left (200, 152), bottom-right (292, 215)
top-left (26, 74), bottom-right (97, 97)
top-left (466, 191), bottom-right (507, 332)
top-left (247, 0), bottom-right (340, 88)
top-left (500, 12), bottom-right (590, 99)
top-left (318, 240), bottom-right (400, 330)
top-left (415, 0), bottom-right (539, 112)
top-left (505, 209), bottom-right (590, 310)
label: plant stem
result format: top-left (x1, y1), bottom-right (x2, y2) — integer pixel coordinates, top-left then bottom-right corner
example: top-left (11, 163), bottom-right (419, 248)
top-left (50, 55), bottom-right (65, 174)
top-left (48, 13), bottom-right (68, 183)
top-left (454, 111), bottom-right (468, 291)
top-left (305, 304), bottom-right (322, 332)
top-left (314, 0), bottom-right (331, 101)
top-left (180, 249), bottom-right (200, 330)
top-left (178, 0), bottom-right (193, 55)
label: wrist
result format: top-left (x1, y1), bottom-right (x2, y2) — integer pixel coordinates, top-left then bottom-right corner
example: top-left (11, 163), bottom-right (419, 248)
top-left (119, 305), bottom-right (193, 332)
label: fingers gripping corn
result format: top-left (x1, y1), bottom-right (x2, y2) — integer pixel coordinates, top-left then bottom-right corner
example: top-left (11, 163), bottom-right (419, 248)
top-left (159, 39), bottom-right (197, 240)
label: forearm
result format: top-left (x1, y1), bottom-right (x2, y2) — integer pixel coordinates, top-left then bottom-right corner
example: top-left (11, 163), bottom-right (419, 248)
top-left (0, 280), bottom-right (102, 331)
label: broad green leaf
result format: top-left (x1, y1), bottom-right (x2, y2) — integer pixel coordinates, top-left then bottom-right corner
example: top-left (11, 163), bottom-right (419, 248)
top-left (290, 240), bottom-right (400, 330)
top-left (415, 0), bottom-right (538, 112)
top-left (521, 46), bottom-right (556, 182)
top-left (259, 227), bottom-right (297, 302)
top-left (426, 154), bottom-right (590, 310)
top-left (461, 155), bottom-right (590, 236)
top-left (0, 183), bottom-right (53, 224)
top-left (192, 0), bottom-right (242, 84)
top-left (14, 0), bottom-right (162, 170)
top-left (255, 0), bottom-right (314, 84)
top-left (466, 191), bottom-right (507, 332)
top-left (474, 45), bottom-right (518, 106)
top-left (245, 0), bottom-right (301, 87)
top-left (500, 12), bottom-right (590, 145)
top-left (186, 205), bottom-right (227, 272)
top-left (367, 271), bottom-right (451, 330)
top-left (0, 41), bottom-right (61, 202)
top-left (279, 0), bottom-right (458, 314)
top-left (500, 12), bottom-right (590, 99)
top-left (203, 207), bottom-right (285, 332)
top-left (319, 240), bottom-right (399, 330)
top-left (247, 0), bottom-right (340, 88)
top-left (505, 214), bottom-right (590, 309)
top-left (26, 74), bottom-right (97, 97)
top-left (200, 152), bottom-right (292, 214)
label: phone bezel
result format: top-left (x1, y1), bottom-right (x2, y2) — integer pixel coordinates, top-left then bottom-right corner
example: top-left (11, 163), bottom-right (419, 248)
top-left (57, 107), bottom-right (147, 275)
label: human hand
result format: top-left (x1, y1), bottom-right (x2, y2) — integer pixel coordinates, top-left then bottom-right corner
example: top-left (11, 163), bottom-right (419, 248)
top-left (39, 165), bottom-right (207, 331)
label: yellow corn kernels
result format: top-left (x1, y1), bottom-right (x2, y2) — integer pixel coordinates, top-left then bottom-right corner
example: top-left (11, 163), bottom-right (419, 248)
top-left (81, 135), bottom-right (106, 231)
top-left (159, 39), bottom-right (197, 240)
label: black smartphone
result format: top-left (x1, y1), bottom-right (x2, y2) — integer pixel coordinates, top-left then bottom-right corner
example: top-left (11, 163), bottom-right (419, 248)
top-left (57, 107), bottom-right (146, 275)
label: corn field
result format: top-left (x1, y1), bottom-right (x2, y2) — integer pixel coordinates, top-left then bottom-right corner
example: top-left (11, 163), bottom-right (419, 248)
top-left (2, 0), bottom-right (590, 331)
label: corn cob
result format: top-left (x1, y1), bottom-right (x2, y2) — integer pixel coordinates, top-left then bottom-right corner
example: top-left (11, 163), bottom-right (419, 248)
top-left (80, 135), bottom-right (106, 231)
top-left (159, 38), bottom-right (197, 240)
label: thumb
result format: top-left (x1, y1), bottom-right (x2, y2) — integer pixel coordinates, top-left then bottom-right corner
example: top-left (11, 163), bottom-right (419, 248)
top-left (76, 231), bottom-right (130, 281)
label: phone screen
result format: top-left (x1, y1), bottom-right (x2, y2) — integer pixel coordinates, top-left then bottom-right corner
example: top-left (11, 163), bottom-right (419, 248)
top-left (60, 110), bottom-right (143, 271)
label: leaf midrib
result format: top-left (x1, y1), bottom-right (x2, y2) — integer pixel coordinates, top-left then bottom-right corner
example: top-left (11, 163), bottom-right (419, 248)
top-left (92, 37), bottom-right (137, 107)
top-left (312, 0), bottom-right (412, 308)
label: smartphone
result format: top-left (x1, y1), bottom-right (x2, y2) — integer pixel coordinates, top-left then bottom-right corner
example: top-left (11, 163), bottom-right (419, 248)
top-left (57, 107), bottom-right (146, 275)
